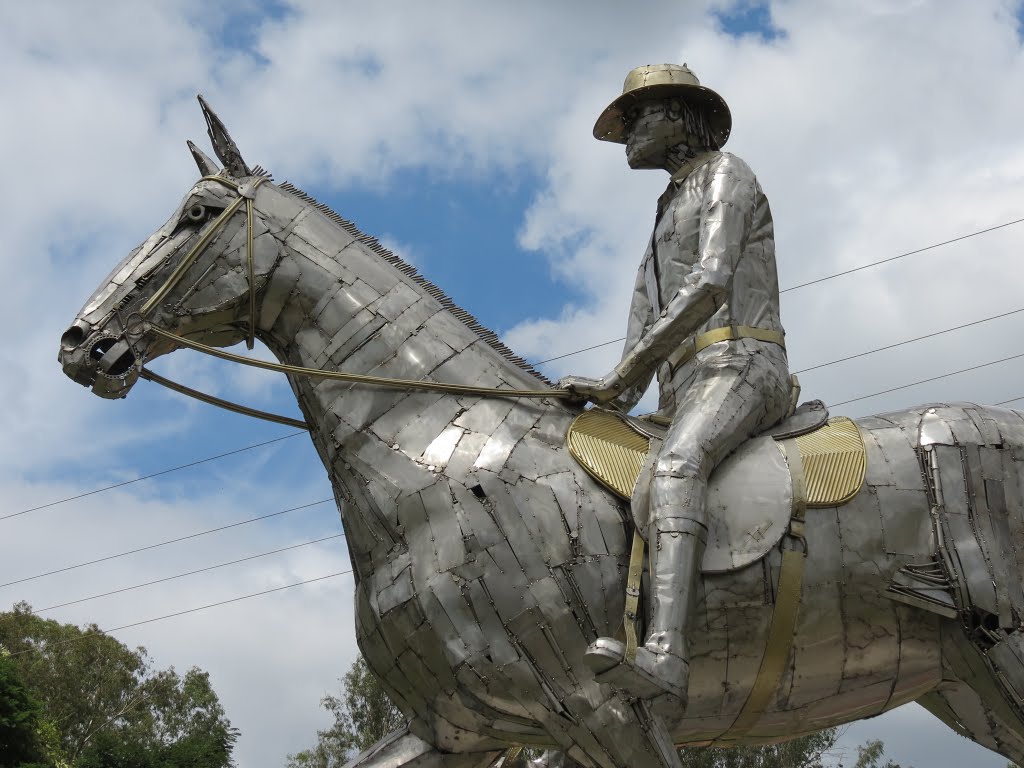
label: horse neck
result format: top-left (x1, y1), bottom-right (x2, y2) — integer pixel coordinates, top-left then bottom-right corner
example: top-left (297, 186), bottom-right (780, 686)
top-left (255, 197), bottom-right (548, 564)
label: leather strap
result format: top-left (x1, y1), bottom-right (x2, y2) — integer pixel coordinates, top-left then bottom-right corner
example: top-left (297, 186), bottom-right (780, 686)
top-left (624, 529), bottom-right (647, 662)
top-left (715, 439), bottom-right (807, 742)
top-left (667, 325), bottom-right (786, 372)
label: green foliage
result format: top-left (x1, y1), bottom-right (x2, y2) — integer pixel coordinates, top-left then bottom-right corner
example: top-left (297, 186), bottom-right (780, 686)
top-left (0, 646), bottom-right (47, 766)
top-left (677, 728), bottom-right (841, 768)
top-left (287, 652), bottom-right (909, 768)
top-left (286, 656), bottom-right (404, 768)
top-left (0, 601), bottom-right (237, 768)
top-left (852, 739), bottom-right (903, 768)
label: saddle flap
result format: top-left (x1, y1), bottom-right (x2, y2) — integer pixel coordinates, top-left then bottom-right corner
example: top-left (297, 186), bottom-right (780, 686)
top-left (566, 409), bottom-right (793, 573)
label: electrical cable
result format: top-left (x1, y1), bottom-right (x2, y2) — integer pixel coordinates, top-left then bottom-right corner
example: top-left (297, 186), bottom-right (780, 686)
top-left (7, 569), bottom-right (354, 658)
top-left (830, 351), bottom-right (1024, 408)
top-left (0, 498), bottom-right (332, 589)
top-left (33, 533), bottom-right (345, 613)
top-left (3, 431), bottom-right (306, 521)
top-left (792, 306), bottom-right (1024, 375)
top-left (534, 216), bottom-right (1024, 366)
top-left (15, 217), bottom-right (1022, 526)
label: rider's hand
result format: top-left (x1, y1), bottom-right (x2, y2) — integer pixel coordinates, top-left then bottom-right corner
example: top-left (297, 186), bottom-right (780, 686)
top-left (557, 373), bottom-right (625, 405)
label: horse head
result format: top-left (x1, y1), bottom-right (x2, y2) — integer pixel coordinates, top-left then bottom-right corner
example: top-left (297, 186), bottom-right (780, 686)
top-left (58, 96), bottom-right (278, 398)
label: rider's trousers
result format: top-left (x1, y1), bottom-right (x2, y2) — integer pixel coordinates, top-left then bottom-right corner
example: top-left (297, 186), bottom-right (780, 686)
top-left (645, 340), bottom-right (791, 662)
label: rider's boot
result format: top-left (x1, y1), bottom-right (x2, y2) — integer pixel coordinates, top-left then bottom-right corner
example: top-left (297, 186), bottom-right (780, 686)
top-left (584, 507), bottom-right (705, 709)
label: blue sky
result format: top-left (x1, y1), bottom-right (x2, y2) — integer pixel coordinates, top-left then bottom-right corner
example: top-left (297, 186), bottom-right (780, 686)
top-left (5, 2), bottom-right (1024, 767)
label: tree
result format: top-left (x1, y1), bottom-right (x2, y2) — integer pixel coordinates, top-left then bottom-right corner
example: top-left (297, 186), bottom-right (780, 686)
top-left (286, 656), bottom-right (404, 767)
top-left (0, 602), bottom-right (237, 767)
top-left (288, 653), bottom-right (907, 768)
top-left (0, 645), bottom-right (47, 766)
top-left (851, 739), bottom-right (903, 768)
top-left (676, 728), bottom-right (842, 768)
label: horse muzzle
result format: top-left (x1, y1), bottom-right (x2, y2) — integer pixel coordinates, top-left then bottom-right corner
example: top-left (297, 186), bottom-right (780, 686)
top-left (58, 321), bottom-right (140, 399)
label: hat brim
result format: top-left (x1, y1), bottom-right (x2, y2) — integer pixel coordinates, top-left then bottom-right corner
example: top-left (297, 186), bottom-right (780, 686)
top-left (593, 83), bottom-right (732, 148)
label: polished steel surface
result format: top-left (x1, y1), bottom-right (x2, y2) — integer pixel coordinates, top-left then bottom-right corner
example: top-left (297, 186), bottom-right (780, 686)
top-left (57, 93), bottom-right (1024, 768)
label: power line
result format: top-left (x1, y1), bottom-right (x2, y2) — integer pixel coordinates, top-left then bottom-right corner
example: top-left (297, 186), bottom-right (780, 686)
top-left (782, 216), bottom-right (1024, 293)
top-left (17, 217), bottom-right (1021, 527)
top-left (0, 499), bottom-right (332, 589)
top-left (8, 569), bottom-right (353, 658)
top-left (4, 431), bottom-right (306, 522)
top-left (996, 396), bottom-right (1024, 406)
top-left (533, 216), bottom-right (1024, 367)
top-left (830, 351), bottom-right (1024, 408)
top-left (34, 533), bottom-right (345, 614)
top-left (792, 306), bottom-right (1024, 375)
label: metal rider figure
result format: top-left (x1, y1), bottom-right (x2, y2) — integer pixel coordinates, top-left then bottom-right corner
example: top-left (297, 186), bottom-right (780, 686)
top-left (559, 63), bottom-right (792, 711)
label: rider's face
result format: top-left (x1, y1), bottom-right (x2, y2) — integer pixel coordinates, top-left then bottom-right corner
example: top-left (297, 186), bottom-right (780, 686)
top-left (624, 100), bottom-right (691, 169)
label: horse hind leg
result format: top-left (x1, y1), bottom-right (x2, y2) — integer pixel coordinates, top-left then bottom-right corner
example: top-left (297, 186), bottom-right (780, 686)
top-left (919, 625), bottom-right (1024, 764)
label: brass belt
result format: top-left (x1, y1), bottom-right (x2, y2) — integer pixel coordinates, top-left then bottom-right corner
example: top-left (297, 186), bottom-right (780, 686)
top-left (666, 325), bottom-right (786, 371)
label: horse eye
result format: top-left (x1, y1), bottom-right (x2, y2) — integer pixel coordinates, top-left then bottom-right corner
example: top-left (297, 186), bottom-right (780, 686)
top-left (185, 204), bottom-right (207, 223)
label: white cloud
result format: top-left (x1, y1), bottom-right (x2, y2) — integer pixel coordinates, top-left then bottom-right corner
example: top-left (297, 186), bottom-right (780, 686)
top-left (3, 1), bottom-right (1023, 767)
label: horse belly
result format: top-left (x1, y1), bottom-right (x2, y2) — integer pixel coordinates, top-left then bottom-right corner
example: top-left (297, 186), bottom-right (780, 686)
top-left (683, 419), bottom-right (946, 742)
top-left (771, 418), bottom-right (943, 733)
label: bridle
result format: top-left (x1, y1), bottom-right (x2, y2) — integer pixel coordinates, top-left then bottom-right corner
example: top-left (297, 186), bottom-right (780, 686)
top-left (127, 175), bottom-right (571, 428)
top-left (137, 174), bottom-right (267, 350)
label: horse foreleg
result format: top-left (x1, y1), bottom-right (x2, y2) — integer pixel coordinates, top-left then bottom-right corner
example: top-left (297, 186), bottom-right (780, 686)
top-left (341, 723), bottom-right (504, 768)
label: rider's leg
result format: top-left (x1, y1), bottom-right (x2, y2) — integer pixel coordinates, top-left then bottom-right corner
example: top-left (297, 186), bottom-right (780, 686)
top-left (585, 347), bottom-right (790, 704)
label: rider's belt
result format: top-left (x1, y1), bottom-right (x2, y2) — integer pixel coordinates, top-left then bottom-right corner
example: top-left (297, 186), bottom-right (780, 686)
top-left (667, 325), bottom-right (786, 371)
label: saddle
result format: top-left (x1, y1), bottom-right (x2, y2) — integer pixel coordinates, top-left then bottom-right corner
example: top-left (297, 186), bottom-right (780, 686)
top-left (566, 400), bottom-right (867, 573)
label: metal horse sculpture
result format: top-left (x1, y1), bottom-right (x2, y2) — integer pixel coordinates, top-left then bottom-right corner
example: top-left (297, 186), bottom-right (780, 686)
top-left (58, 100), bottom-right (1024, 768)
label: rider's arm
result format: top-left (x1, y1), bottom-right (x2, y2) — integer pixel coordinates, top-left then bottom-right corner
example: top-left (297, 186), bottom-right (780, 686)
top-left (609, 257), bottom-right (656, 412)
top-left (611, 157), bottom-right (756, 392)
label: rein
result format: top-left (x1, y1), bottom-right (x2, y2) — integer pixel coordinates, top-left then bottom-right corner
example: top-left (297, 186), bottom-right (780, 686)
top-left (133, 175), bottom-right (571, 426)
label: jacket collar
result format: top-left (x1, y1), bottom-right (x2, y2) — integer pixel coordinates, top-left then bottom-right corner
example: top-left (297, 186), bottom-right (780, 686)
top-left (657, 150), bottom-right (720, 217)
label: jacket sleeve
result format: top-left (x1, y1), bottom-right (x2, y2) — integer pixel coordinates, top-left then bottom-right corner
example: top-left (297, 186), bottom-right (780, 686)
top-left (613, 155), bottom-right (756, 391)
top-left (611, 254), bottom-right (656, 412)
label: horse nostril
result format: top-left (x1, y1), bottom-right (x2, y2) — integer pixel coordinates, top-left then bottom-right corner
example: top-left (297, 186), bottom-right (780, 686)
top-left (61, 325), bottom-right (87, 350)
top-left (89, 337), bottom-right (117, 361)
top-left (106, 347), bottom-right (137, 376)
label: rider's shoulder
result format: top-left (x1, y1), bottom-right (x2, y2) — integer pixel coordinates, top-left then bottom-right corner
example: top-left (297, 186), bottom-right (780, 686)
top-left (707, 151), bottom-right (756, 180)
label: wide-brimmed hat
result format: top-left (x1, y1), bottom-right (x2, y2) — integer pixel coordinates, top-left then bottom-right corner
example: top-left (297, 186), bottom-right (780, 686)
top-left (593, 63), bottom-right (732, 149)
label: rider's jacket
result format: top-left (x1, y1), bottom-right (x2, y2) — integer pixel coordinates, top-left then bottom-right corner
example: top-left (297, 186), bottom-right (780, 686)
top-left (615, 151), bottom-right (788, 412)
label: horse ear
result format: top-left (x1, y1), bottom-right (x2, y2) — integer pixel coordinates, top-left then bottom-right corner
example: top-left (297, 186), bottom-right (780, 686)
top-left (187, 140), bottom-right (220, 177)
top-left (196, 94), bottom-right (251, 177)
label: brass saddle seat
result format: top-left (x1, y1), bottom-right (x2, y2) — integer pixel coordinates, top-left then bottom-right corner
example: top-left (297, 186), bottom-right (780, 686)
top-left (567, 400), bottom-right (866, 518)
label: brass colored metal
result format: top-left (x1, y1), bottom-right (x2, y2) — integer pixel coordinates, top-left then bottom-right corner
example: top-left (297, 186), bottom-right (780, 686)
top-left (58, 96), bottom-right (1024, 768)
top-left (624, 530), bottom-right (647, 663)
top-left (566, 408), bottom-right (650, 499)
top-left (138, 367), bottom-right (308, 430)
top-left (139, 175), bottom-right (571, 404)
top-left (717, 546), bottom-right (807, 743)
top-left (566, 408), bottom-right (860, 514)
top-left (666, 325), bottom-right (786, 372)
top-left (138, 175), bottom-right (262, 318)
top-left (147, 324), bottom-right (571, 400)
top-left (793, 417), bottom-right (866, 507)
top-left (593, 63), bottom-right (732, 148)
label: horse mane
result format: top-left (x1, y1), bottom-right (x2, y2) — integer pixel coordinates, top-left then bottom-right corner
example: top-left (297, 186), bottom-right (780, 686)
top-left (277, 180), bottom-right (552, 385)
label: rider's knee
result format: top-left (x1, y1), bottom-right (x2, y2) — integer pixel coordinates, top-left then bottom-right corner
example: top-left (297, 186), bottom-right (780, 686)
top-left (654, 448), bottom-right (709, 480)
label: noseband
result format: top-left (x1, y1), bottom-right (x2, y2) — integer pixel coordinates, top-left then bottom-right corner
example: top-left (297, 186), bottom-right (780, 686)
top-left (130, 175), bottom-right (569, 428)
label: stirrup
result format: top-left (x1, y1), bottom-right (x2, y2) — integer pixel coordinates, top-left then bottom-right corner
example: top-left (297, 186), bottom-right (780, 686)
top-left (584, 637), bottom-right (688, 702)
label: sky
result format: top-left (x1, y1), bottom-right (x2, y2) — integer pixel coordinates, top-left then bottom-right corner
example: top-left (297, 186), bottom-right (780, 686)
top-left (3, 1), bottom-right (1024, 766)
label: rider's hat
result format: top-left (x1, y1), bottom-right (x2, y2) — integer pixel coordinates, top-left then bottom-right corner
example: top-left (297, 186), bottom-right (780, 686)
top-left (593, 63), bottom-right (732, 149)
